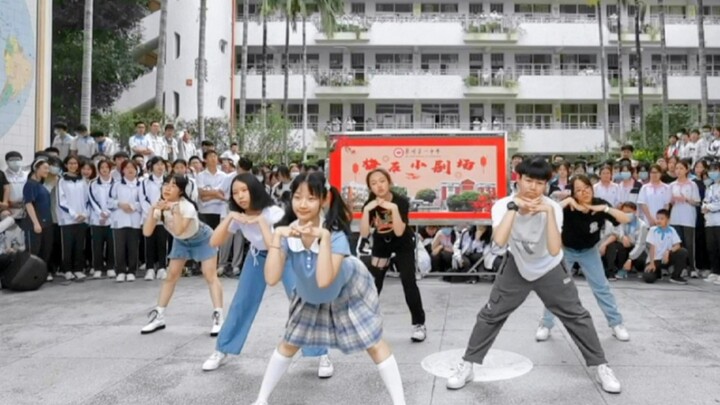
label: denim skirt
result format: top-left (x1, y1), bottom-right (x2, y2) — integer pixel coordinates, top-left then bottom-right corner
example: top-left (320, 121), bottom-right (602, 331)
top-left (167, 223), bottom-right (217, 262)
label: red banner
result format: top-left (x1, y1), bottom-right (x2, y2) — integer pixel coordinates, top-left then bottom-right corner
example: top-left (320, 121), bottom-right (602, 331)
top-left (329, 135), bottom-right (507, 222)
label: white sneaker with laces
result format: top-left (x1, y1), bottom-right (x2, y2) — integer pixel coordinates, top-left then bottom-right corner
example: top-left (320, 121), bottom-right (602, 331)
top-left (202, 351), bottom-right (228, 371)
top-left (141, 309), bottom-right (166, 334)
top-left (446, 361), bottom-right (474, 390)
top-left (139, 263), bottom-right (146, 271)
top-left (318, 354), bottom-right (334, 378)
top-left (116, 273), bottom-right (126, 282)
top-left (612, 324), bottom-right (630, 341)
top-left (596, 364), bottom-right (621, 393)
top-left (145, 269), bottom-right (156, 281)
top-left (704, 273), bottom-right (719, 282)
top-left (157, 268), bottom-right (167, 280)
top-left (714, 278), bottom-right (720, 285)
top-left (107, 270), bottom-right (116, 278)
top-left (126, 273), bottom-right (136, 282)
top-left (210, 310), bottom-right (223, 337)
top-left (93, 271), bottom-right (102, 279)
top-left (690, 270), bottom-right (699, 279)
top-left (535, 326), bottom-right (550, 341)
top-left (46, 273), bottom-right (54, 282)
top-left (64, 271), bottom-right (75, 280)
top-left (74, 271), bottom-right (86, 280)
top-left (411, 324), bottom-right (427, 342)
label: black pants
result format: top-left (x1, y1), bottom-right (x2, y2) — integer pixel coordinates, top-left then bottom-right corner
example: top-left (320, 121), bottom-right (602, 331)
top-left (200, 213), bottom-right (221, 229)
top-left (91, 225), bottom-right (115, 271)
top-left (25, 222), bottom-right (53, 270)
top-left (603, 241), bottom-right (623, 277)
top-left (431, 250), bottom-right (453, 272)
top-left (706, 226), bottom-right (720, 274)
top-left (643, 248), bottom-right (688, 283)
top-left (61, 223), bottom-right (88, 273)
top-left (695, 214), bottom-right (710, 270)
top-left (368, 237), bottom-right (426, 326)
top-left (50, 224), bottom-right (62, 273)
top-left (672, 225), bottom-right (695, 271)
top-left (114, 228), bottom-right (140, 275)
top-left (145, 226), bottom-right (168, 270)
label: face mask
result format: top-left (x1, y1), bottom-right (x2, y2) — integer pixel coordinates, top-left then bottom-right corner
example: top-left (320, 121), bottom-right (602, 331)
top-left (704, 178), bottom-right (713, 187)
top-left (441, 228), bottom-right (452, 236)
top-left (290, 172), bottom-right (300, 179)
top-left (50, 166), bottom-right (61, 175)
top-left (612, 173), bottom-right (622, 181)
top-left (255, 175), bottom-right (264, 183)
top-left (639, 171), bottom-right (649, 181)
top-left (619, 172), bottom-right (631, 181)
top-left (6, 160), bottom-right (21, 171)
top-left (625, 213), bottom-right (635, 222)
top-left (709, 171), bottom-right (720, 181)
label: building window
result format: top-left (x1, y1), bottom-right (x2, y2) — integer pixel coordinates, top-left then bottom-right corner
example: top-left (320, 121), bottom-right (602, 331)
top-left (515, 104), bottom-right (552, 129)
top-left (287, 104), bottom-right (319, 129)
top-left (218, 96), bottom-right (226, 110)
top-left (651, 54), bottom-right (688, 73)
top-left (703, 6), bottom-right (720, 16)
top-left (561, 104), bottom-right (598, 128)
top-left (376, 104), bottom-right (413, 129)
top-left (705, 55), bottom-right (720, 76)
top-left (514, 3), bottom-right (551, 15)
top-left (421, 104), bottom-right (459, 128)
top-left (489, 3), bottom-right (504, 13)
top-left (650, 5), bottom-right (686, 17)
top-left (246, 103), bottom-right (261, 117)
top-left (421, 3), bottom-right (458, 13)
top-left (375, 3), bottom-right (412, 13)
top-left (420, 54), bottom-right (459, 74)
top-left (330, 103), bottom-right (344, 121)
top-left (351, 2), bottom-right (365, 14)
top-left (330, 53), bottom-right (344, 70)
top-left (559, 4), bottom-right (595, 16)
top-left (560, 54), bottom-right (598, 74)
top-left (173, 92), bottom-right (180, 117)
top-left (245, 54), bottom-right (274, 72)
top-left (515, 54), bottom-right (552, 75)
top-left (470, 104), bottom-right (485, 124)
top-left (375, 53), bottom-right (413, 73)
top-left (469, 3), bottom-right (483, 14)
top-left (708, 104), bottom-right (720, 126)
top-left (491, 103), bottom-right (505, 126)
top-left (284, 53), bottom-right (320, 73)
top-left (174, 33), bottom-right (181, 59)
top-left (469, 54), bottom-right (484, 77)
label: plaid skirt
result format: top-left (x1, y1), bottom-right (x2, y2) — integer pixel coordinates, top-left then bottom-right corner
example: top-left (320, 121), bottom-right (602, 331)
top-left (284, 256), bottom-right (383, 354)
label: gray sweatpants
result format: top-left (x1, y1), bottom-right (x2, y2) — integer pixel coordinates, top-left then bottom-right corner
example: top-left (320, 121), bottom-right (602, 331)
top-left (219, 231), bottom-right (245, 269)
top-left (463, 254), bottom-right (608, 367)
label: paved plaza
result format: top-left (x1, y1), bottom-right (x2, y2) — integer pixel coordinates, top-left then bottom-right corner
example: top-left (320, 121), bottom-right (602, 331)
top-left (2, 273), bottom-right (720, 405)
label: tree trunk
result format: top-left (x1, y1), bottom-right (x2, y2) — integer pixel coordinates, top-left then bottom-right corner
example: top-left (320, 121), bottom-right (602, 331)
top-left (697, 0), bottom-right (708, 124)
top-left (635, 0), bottom-right (646, 146)
top-left (261, 13), bottom-right (268, 156)
top-left (282, 16), bottom-right (290, 164)
top-left (302, 15), bottom-right (308, 162)
top-left (659, 0), bottom-right (669, 137)
top-left (616, 2), bottom-right (625, 142)
top-left (239, 0), bottom-right (249, 128)
top-left (80, 0), bottom-right (93, 128)
top-left (598, 1), bottom-right (610, 156)
top-left (197, 0), bottom-right (207, 141)
top-left (154, 0), bottom-right (169, 113)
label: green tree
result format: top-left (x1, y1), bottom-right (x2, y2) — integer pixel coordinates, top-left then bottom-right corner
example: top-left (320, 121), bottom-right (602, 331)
top-left (237, 105), bottom-right (296, 161)
top-left (415, 188), bottom-right (437, 203)
top-left (390, 186), bottom-right (408, 198)
top-left (52, 0), bottom-right (146, 124)
top-left (630, 105), bottom-right (696, 155)
top-left (92, 109), bottom-right (167, 147)
top-left (447, 191), bottom-right (480, 211)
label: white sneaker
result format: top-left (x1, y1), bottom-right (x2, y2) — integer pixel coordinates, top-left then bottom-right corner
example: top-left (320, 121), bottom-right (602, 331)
top-left (141, 309), bottom-right (166, 334)
top-left (690, 270), bottom-right (699, 279)
top-left (232, 267), bottom-right (241, 276)
top-left (46, 273), bottom-right (54, 282)
top-left (116, 273), bottom-right (126, 282)
top-left (139, 263), bottom-right (146, 271)
top-left (714, 278), bottom-right (720, 286)
top-left (596, 364), bottom-right (621, 393)
top-left (93, 271), bottom-right (102, 279)
top-left (411, 324), bottom-right (427, 342)
top-left (446, 361), bottom-right (474, 390)
top-left (202, 351), bottom-right (228, 371)
top-left (145, 269), bottom-right (156, 281)
top-left (210, 310), bottom-right (223, 337)
top-left (318, 354), bottom-right (334, 378)
top-left (157, 268), bottom-right (167, 280)
top-left (611, 324), bottom-right (630, 342)
top-left (704, 273), bottom-right (719, 282)
top-left (64, 271), bottom-right (75, 280)
top-left (126, 273), bottom-right (136, 282)
top-left (535, 326), bottom-right (551, 341)
top-left (251, 401), bottom-right (268, 405)
top-left (74, 271), bottom-right (86, 280)
top-left (107, 270), bottom-right (116, 278)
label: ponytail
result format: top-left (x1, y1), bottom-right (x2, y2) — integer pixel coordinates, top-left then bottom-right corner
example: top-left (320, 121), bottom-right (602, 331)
top-left (324, 185), bottom-right (351, 236)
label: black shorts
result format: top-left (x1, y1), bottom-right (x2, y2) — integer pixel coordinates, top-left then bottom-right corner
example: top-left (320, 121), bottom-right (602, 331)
top-left (370, 232), bottom-right (414, 260)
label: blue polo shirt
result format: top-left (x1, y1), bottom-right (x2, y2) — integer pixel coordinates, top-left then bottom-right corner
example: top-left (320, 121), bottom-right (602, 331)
top-left (23, 179), bottom-right (53, 226)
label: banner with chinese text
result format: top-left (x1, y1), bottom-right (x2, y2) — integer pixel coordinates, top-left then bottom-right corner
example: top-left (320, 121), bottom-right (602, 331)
top-left (329, 135), bottom-right (507, 222)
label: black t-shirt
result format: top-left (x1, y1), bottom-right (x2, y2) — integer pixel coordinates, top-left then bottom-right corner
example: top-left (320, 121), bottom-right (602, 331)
top-left (0, 170), bottom-right (8, 202)
top-left (562, 197), bottom-right (619, 250)
top-left (661, 172), bottom-right (676, 184)
top-left (363, 191), bottom-right (412, 241)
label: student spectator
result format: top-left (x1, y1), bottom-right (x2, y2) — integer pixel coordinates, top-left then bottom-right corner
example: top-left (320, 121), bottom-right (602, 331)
top-left (70, 124), bottom-right (95, 158)
top-left (669, 161), bottom-right (700, 277)
top-left (605, 202), bottom-right (649, 279)
top-left (574, 161), bottom-right (587, 176)
top-left (196, 150), bottom-right (228, 229)
top-left (271, 165), bottom-right (292, 208)
top-left (598, 213), bottom-right (623, 281)
top-left (111, 152), bottom-right (129, 182)
top-left (638, 164), bottom-right (672, 226)
top-left (644, 209), bottom-right (689, 284)
top-left (548, 162), bottom-right (572, 201)
top-left (147, 121), bottom-right (165, 160)
top-left (678, 131), bottom-right (691, 160)
top-left (693, 160), bottom-right (711, 274)
top-left (188, 155), bottom-right (204, 179)
top-left (200, 140), bottom-right (215, 157)
top-left (664, 134), bottom-right (680, 159)
top-left (417, 226), bottom-right (438, 257)
top-left (617, 145), bottom-right (638, 167)
top-left (593, 165), bottom-right (620, 207)
top-left (220, 142), bottom-right (240, 166)
top-left (617, 164), bottom-right (643, 205)
top-left (141, 156), bottom-right (168, 281)
top-left (0, 210), bottom-right (25, 255)
top-left (0, 168), bottom-right (8, 212)
top-left (4, 151), bottom-right (28, 220)
top-left (51, 122), bottom-right (75, 160)
top-left (132, 154), bottom-right (146, 177)
top-left (88, 160), bottom-right (115, 279)
top-left (171, 159), bottom-right (198, 203)
top-left (108, 160), bottom-right (144, 282)
top-left (702, 163), bottom-right (720, 284)
top-left (162, 124), bottom-right (178, 162)
top-left (80, 160), bottom-right (96, 183)
top-left (431, 227), bottom-right (455, 273)
top-left (92, 131), bottom-right (118, 159)
top-left (57, 156), bottom-right (90, 281)
top-left (687, 129), bottom-right (708, 165)
top-left (661, 156), bottom-right (678, 184)
top-left (708, 127), bottom-right (720, 158)
top-left (636, 162), bottom-right (650, 184)
top-left (23, 158), bottom-right (54, 280)
top-left (452, 225), bottom-right (498, 274)
top-left (129, 121), bottom-right (152, 165)
top-left (177, 130), bottom-right (198, 161)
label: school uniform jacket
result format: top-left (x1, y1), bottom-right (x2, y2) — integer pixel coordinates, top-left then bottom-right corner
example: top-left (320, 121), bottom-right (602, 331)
top-left (107, 177), bottom-right (143, 229)
top-left (140, 174), bottom-right (164, 221)
top-left (56, 175), bottom-right (90, 226)
top-left (88, 177), bottom-right (114, 226)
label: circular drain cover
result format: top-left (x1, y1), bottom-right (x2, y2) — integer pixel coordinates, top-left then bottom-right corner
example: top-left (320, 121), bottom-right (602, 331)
top-left (421, 348), bottom-right (533, 382)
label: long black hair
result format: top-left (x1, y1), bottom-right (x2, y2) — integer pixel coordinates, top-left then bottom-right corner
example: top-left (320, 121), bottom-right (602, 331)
top-left (227, 173), bottom-right (273, 213)
top-left (279, 171), bottom-right (351, 236)
top-left (160, 174), bottom-right (198, 217)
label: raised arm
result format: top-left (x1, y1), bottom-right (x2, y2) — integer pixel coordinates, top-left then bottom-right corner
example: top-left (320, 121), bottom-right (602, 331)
top-left (315, 229), bottom-right (345, 289)
top-left (265, 227), bottom-right (289, 286)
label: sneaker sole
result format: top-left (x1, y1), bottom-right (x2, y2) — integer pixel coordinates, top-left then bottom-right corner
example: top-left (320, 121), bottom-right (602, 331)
top-left (411, 337), bottom-right (426, 342)
top-left (595, 374), bottom-right (621, 394)
top-left (141, 325), bottom-right (166, 334)
top-left (669, 279), bottom-right (688, 285)
top-left (210, 331), bottom-right (220, 337)
top-left (318, 373), bottom-right (333, 379)
top-left (446, 375), bottom-right (474, 390)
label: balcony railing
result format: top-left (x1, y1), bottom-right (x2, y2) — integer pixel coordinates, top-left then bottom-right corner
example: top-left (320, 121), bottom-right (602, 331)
top-left (323, 120), bottom-right (605, 133)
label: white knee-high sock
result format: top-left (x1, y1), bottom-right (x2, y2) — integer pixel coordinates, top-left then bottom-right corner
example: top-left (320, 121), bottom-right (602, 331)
top-left (256, 349), bottom-right (293, 402)
top-left (377, 355), bottom-right (406, 405)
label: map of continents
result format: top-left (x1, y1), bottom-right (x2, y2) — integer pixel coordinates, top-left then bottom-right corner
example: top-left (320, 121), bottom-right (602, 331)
top-left (0, 0), bottom-right (35, 138)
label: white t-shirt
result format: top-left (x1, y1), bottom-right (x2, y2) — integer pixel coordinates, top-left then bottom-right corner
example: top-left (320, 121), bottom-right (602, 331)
top-left (155, 199), bottom-right (199, 240)
top-left (637, 183), bottom-right (672, 223)
top-left (593, 182), bottom-right (621, 207)
top-left (220, 151), bottom-right (240, 166)
top-left (492, 196), bottom-right (564, 281)
top-left (669, 180), bottom-right (700, 227)
top-left (196, 169), bottom-right (228, 215)
top-left (228, 206), bottom-right (285, 250)
top-left (646, 226), bottom-right (681, 261)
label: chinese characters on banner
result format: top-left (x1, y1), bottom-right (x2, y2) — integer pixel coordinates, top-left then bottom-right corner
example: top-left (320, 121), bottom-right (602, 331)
top-left (330, 136), bottom-right (507, 221)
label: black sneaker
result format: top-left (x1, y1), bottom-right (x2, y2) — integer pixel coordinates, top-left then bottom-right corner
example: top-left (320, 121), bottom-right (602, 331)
top-left (669, 276), bottom-right (688, 285)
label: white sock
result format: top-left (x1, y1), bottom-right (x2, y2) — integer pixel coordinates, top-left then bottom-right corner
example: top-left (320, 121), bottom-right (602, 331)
top-left (377, 355), bottom-right (406, 405)
top-left (214, 308), bottom-right (223, 319)
top-left (256, 349), bottom-right (293, 402)
top-left (156, 306), bottom-right (166, 317)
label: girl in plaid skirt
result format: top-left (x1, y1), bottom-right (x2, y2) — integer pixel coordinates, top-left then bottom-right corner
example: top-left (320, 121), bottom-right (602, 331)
top-left (251, 172), bottom-right (406, 405)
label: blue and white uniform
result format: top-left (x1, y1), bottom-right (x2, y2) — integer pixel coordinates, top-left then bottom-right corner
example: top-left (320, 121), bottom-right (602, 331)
top-left (88, 176), bottom-right (115, 272)
top-left (57, 174), bottom-right (90, 273)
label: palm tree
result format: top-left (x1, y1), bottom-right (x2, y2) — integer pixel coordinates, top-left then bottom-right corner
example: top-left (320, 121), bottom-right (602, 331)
top-left (80, 0), bottom-right (93, 128)
top-left (239, 0), bottom-right (250, 127)
top-left (658, 0), bottom-right (669, 136)
top-left (198, 0), bottom-right (208, 140)
top-left (591, 0), bottom-right (610, 156)
top-left (697, 0), bottom-right (708, 124)
top-left (154, 0), bottom-right (169, 113)
top-left (614, 0), bottom-right (626, 141)
top-left (260, 7), bottom-right (269, 138)
top-left (634, 0), bottom-right (646, 146)
top-left (302, 13), bottom-right (308, 161)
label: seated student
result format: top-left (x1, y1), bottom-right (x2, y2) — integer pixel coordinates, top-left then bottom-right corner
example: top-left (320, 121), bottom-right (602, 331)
top-left (605, 202), bottom-right (649, 279)
top-left (431, 227), bottom-right (455, 272)
top-left (644, 209), bottom-right (689, 284)
top-left (452, 225), bottom-right (492, 272)
top-left (598, 218), bottom-right (623, 281)
top-left (0, 210), bottom-right (25, 255)
top-left (417, 225), bottom-right (438, 257)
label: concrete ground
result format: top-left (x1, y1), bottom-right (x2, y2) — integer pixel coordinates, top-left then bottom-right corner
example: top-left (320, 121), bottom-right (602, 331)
top-left (2, 272), bottom-right (720, 405)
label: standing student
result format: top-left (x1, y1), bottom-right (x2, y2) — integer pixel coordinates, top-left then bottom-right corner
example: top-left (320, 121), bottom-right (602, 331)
top-left (702, 163), bottom-right (720, 284)
top-left (108, 161), bottom-right (143, 282)
top-left (644, 209), bottom-right (689, 284)
top-left (535, 174), bottom-right (631, 343)
top-left (637, 165), bottom-right (672, 226)
top-left (23, 158), bottom-right (54, 279)
top-left (140, 175), bottom-right (224, 336)
top-left (88, 160), bottom-right (116, 278)
top-left (196, 150), bottom-right (228, 229)
top-left (141, 156), bottom-right (168, 281)
top-left (251, 172), bottom-right (405, 405)
top-left (360, 168), bottom-right (427, 342)
top-left (202, 173), bottom-right (332, 377)
top-left (668, 161), bottom-right (701, 277)
top-left (446, 157), bottom-right (621, 395)
top-left (57, 156), bottom-right (90, 281)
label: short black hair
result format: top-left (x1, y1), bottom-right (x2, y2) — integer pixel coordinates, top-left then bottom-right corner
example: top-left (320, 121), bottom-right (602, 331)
top-left (134, 121), bottom-right (145, 127)
top-left (75, 124), bottom-right (88, 132)
top-left (5, 151), bottom-right (22, 161)
top-left (621, 201), bottom-right (637, 210)
top-left (90, 130), bottom-right (104, 138)
top-left (203, 150), bottom-right (218, 160)
top-left (511, 153), bottom-right (523, 160)
top-left (53, 122), bottom-right (68, 131)
top-left (131, 154), bottom-right (144, 161)
top-left (164, 124), bottom-right (174, 131)
top-left (656, 208), bottom-right (670, 218)
top-left (201, 140), bottom-right (214, 147)
top-left (113, 151), bottom-right (129, 160)
top-left (621, 144), bottom-right (634, 152)
top-left (238, 157), bottom-right (253, 171)
top-left (230, 142), bottom-right (238, 147)
top-left (516, 157), bottom-right (553, 181)
top-left (44, 146), bottom-right (60, 154)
